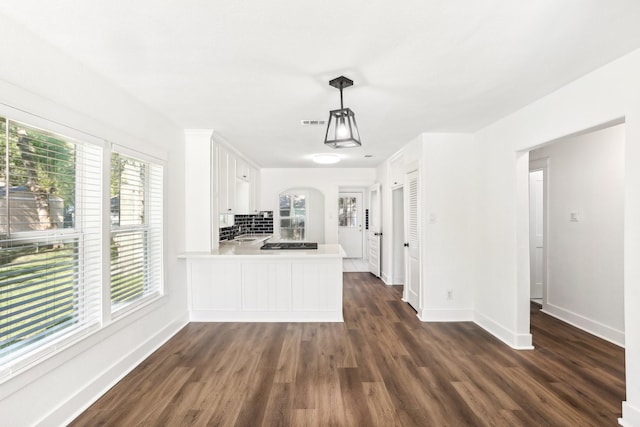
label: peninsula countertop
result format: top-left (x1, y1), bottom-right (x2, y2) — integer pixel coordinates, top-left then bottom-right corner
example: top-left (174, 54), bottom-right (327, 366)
top-left (179, 242), bottom-right (346, 259)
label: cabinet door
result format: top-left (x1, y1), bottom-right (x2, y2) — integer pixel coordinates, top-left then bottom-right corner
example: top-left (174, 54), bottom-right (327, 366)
top-left (236, 158), bottom-right (250, 181)
top-left (219, 145), bottom-right (236, 213)
top-left (390, 155), bottom-right (404, 188)
top-left (250, 167), bottom-right (261, 213)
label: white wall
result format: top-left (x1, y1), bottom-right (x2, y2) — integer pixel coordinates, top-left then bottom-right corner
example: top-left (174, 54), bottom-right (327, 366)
top-left (419, 133), bottom-right (478, 321)
top-left (474, 49), bottom-right (640, 425)
top-left (0, 13), bottom-right (188, 426)
top-left (530, 124), bottom-right (625, 345)
top-left (261, 168), bottom-right (376, 244)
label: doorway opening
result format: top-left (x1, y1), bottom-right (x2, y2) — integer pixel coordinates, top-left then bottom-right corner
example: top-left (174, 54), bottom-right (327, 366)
top-left (528, 165), bottom-right (545, 306)
top-left (526, 122), bottom-right (625, 348)
top-left (339, 190), bottom-right (368, 272)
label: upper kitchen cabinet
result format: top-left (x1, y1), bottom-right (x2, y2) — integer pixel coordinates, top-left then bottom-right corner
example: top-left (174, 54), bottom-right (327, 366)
top-left (236, 158), bottom-right (250, 181)
top-left (389, 153), bottom-right (404, 188)
top-left (218, 144), bottom-right (236, 213)
top-left (249, 166), bottom-right (261, 214)
top-left (217, 143), bottom-right (261, 215)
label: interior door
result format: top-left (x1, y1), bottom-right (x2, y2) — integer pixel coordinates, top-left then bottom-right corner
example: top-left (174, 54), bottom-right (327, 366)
top-left (367, 183), bottom-right (381, 277)
top-left (338, 192), bottom-right (363, 258)
top-left (404, 170), bottom-right (420, 310)
top-left (529, 170), bottom-right (544, 299)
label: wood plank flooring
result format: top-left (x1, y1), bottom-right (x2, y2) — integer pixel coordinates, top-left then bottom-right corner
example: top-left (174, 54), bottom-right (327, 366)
top-left (71, 273), bottom-right (625, 426)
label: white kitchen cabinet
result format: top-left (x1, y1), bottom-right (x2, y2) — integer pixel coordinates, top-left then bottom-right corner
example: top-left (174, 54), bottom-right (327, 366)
top-left (218, 145), bottom-right (236, 213)
top-left (236, 158), bottom-right (250, 181)
top-left (189, 261), bottom-right (241, 311)
top-left (249, 166), bottom-right (261, 213)
top-left (218, 143), bottom-right (261, 214)
top-left (390, 153), bottom-right (404, 188)
top-left (182, 245), bottom-right (345, 322)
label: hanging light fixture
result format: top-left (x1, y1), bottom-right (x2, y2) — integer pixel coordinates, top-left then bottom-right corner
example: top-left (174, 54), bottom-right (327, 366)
top-left (324, 76), bottom-right (362, 148)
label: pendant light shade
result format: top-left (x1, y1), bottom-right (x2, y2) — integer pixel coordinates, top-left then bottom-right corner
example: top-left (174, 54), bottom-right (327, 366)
top-left (324, 76), bottom-right (362, 148)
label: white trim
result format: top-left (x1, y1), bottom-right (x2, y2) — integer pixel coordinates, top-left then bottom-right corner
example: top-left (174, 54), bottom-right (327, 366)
top-left (189, 311), bottom-right (343, 322)
top-left (112, 142), bottom-right (167, 164)
top-left (619, 401), bottom-right (640, 427)
top-left (541, 303), bottom-right (625, 347)
top-left (418, 308), bottom-right (474, 322)
top-left (39, 314), bottom-right (188, 427)
top-left (474, 311), bottom-right (534, 350)
top-left (0, 100), bottom-right (106, 147)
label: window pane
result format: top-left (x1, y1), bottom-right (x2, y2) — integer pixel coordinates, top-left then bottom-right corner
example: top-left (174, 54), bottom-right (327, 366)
top-left (0, 118), bottom-right (102, 367)
top-left (1, 122), bottom-right (76, 233)
top-left (0, 241), bottom-right (78, 356)
top-left (338, 196), bottom-right (358, 227)
top-left (279, 195), bottom-right (290, 209)
top-left (111, 154), bottom-right (145, 226)
top-left (111, 230), bottom-right (146, 306)
top-left (110, 154), bottom-right (163, 315)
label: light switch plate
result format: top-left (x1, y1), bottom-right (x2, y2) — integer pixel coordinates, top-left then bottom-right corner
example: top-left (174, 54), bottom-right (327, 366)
top-left (570, 212), bottom-right (580, 222)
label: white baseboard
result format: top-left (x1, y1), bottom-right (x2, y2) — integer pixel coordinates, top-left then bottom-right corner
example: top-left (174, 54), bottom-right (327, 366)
top-left (542, 303), bottom-right (625, 347)
top-left (381, 273), bottom-right (392, 285)
top-left (620, 401), bottom-right (640, 426)
top-left (418, 308), bottom-right (473, 322)
top-left (474, 311), bottom-right (534, 350)
top-left (189, 310), bottom-right (343, 322)
top-left (41, 314), bottom-right (189, 427)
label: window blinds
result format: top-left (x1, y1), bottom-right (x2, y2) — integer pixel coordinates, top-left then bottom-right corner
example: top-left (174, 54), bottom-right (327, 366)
top-left (0, 118), bottom-right (102, 369)
top-left (110, 153), bottom-right (163, 315)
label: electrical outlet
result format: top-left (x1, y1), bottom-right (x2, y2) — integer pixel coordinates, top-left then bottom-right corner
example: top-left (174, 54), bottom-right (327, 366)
top-left (447, 290), bottom-right (453, 300)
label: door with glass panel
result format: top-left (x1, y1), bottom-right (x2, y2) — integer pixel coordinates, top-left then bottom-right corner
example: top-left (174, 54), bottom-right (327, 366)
top-left (338, 192), bottom-right (363, 258)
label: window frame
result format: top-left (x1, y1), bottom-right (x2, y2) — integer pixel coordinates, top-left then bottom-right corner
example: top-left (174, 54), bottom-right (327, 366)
top-left (0, 107), bottom-right (166, 382)
top-left (278, 191), bottom-right (308, 241)
top-left (109, 149), bottom-right (164, 318)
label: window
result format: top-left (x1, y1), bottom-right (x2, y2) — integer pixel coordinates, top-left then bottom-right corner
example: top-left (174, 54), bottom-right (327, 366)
top-left (110, 152), bottom-right (163, 315)
top-left (0, 118), bottom-right (102, 366)
top-left (279, 193), bottom-right (306, 240)
top-left (0, 111), bottom-right (164, 378)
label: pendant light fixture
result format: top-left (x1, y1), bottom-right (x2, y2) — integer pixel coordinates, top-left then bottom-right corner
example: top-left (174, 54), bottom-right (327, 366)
top-left (324, 76), bottom-right (362, 148)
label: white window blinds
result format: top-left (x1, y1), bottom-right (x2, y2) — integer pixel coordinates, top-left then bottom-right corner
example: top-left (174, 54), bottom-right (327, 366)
top-left (110, 152), bottom-right (163, 315)
top-left (0, 118), bottom-right (102, 370)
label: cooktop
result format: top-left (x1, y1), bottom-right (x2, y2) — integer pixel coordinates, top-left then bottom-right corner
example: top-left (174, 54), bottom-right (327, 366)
top-left (261, 242), bottom-right (318, 250)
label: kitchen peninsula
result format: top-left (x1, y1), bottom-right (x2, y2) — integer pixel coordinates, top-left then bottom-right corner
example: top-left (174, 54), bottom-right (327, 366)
top-left (181, 241), bottom-right (346, 322)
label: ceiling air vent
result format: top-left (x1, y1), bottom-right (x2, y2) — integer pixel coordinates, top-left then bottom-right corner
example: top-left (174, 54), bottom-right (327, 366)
top-left (301, 120), bottom-right (326, 126)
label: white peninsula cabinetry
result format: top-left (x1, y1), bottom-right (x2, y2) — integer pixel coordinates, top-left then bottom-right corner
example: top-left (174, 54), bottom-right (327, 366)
top-left (182, 244), bottom-right (345, 322)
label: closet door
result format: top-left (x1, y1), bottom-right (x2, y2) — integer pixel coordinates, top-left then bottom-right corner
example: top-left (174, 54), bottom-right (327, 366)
top-left (404, 170), bottom-right (420, 311)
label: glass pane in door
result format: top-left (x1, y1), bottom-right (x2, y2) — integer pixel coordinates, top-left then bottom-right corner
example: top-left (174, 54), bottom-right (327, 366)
top-left (338, 196), bottom-right (358, 227)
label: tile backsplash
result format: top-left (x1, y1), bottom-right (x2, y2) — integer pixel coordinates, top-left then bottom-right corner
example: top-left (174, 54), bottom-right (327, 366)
top-left (219, 211), bottom-right (274, 241)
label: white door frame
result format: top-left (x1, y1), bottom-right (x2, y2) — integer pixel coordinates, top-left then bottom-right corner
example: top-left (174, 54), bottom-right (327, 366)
top-left (529, 158), bottom-right (548, 306)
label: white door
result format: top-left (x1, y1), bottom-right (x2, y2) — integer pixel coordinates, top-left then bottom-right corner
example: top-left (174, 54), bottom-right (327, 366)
top-left (529, 170), bottom-right (544, 299)
top-left (338, 192), bottom-right (363, 258)
top-left (367, 183), bottom-right (382, 277)
top-left (404, 171), bottom-right (420, 311)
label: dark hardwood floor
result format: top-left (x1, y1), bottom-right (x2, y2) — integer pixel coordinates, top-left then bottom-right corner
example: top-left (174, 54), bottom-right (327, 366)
top-left (71, 273), bottom-right (625, 426)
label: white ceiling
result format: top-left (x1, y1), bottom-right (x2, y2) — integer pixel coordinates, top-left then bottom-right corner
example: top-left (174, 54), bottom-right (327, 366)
top-left (1, 0), bottom-right (640, 168)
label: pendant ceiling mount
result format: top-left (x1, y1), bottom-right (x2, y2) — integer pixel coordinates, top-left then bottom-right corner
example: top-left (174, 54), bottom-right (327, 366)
top-left (324, 75), bottom-right (362, 149)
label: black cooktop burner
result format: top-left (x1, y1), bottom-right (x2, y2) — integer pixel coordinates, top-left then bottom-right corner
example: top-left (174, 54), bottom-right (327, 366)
top-left (261, 242), bottom-right (318, 250)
